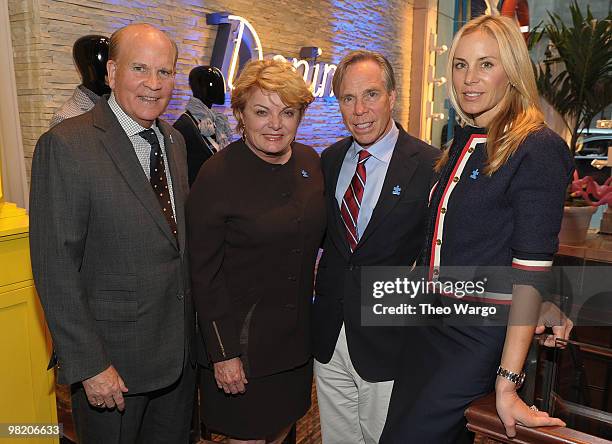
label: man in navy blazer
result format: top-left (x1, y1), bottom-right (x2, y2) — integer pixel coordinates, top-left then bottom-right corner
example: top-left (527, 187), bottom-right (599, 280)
top-left (312, 50), bottom-right (439, 444)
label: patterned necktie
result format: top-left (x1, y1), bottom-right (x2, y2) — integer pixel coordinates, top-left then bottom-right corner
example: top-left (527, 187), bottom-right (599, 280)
top-left (340, 149), bottom-right (371, 252)
top-left (138, 129), bottom-right (178, 239)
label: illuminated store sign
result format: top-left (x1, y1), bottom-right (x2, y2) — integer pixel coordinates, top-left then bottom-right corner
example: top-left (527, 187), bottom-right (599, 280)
top-left (207, 12), bottom-right (336, 98)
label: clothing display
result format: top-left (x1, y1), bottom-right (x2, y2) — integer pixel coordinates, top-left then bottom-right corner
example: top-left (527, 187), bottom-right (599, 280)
top-left (186, 139), bottom-right (326, 438)
top-left (381, 124), bottom-right (574, 443)
top-left (49, 85), bottom-right (99, 128)
top-left (174, 96), bottom-right (232, 186)
top-left (186, 96), bottom-right (231, 149)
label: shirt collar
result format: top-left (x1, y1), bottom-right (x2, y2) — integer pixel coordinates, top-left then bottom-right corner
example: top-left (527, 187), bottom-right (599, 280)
top-left (108, 92), bottom-right (159, 137)
top-left (350, 120), bottom-right (399, 163)
top-left (78, 84), bottom-right (100, 102)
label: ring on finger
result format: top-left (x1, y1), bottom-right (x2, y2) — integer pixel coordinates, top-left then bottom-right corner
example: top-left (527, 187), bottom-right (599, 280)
top-left (530, 405), bottom-right (539, 412)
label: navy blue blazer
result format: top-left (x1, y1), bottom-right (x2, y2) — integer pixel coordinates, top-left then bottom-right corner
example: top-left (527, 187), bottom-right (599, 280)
top-left (312, 123), bottom-right (439, 382)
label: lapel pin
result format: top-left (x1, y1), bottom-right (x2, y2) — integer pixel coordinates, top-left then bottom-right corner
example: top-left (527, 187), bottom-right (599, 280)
top-left (392, 185), bottom-right (401, 196)
top-left (301, 169), bottom-right (309, 178)
top-left (169, 134), bottom-right (174, 144)
top-left (470, 169), bottom-right (479, 180)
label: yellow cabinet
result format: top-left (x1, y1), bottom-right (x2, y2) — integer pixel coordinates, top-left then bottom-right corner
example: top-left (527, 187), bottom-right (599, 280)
top-left (0, 204), bottom-right (58, 443)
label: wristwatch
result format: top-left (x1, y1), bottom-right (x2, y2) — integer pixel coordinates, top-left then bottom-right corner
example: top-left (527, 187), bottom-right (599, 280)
top-left (496, 365), bottom-right (526, 389)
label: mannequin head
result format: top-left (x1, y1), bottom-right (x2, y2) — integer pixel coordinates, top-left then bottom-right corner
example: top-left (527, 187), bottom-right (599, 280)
top-left (188, 66), bottom-right (226, 107)
top-left (73, 35), bottom-right (111, 96)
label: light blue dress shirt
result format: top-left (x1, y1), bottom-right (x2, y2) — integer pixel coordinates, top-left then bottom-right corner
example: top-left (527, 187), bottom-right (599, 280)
top-left (335, 123), bottom-right (399, 240)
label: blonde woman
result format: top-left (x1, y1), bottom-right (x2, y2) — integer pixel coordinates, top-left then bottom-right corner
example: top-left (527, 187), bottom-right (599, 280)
top-left (186, 59), bottom-right (325, 443)
top-left (381, 15), bottom-right (573, 443)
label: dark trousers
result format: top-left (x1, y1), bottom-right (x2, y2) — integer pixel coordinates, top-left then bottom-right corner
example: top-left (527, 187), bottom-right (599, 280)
top-left (71, 364), bottom-right (196, 444)
top-left (380, 325), bottom-right (506, 444)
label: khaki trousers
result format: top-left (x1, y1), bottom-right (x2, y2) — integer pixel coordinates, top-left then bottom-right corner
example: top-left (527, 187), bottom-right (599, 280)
top-left (315, 324), bottom-right (394, 444)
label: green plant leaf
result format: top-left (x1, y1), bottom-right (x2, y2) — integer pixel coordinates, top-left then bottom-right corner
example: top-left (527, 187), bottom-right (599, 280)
top-left (535, 1), bottom-right (612, 152)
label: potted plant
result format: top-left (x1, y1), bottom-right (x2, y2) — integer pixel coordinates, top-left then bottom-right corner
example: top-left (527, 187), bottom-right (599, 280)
top-left (533, 2), bottom-right (612, 154)
top-left (530, 2), bottom-right (611, 244)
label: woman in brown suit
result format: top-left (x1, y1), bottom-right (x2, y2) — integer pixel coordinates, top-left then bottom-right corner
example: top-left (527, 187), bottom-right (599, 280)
top-left (186, 59), bottom-right (326, 444)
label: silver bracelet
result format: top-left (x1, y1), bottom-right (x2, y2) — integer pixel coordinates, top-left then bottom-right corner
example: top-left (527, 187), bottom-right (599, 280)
top-left (496, 365), bottom-right (526, 389)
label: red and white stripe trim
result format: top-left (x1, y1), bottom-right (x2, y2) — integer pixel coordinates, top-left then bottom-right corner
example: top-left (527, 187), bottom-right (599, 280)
top-left (429, 134), bottom-right (487, 280)
top-left (429, 181), bottom-right (439, 204)
top-left (440, 290), bottom-right (513, 305)
top-left (511, 258), bottom-right (553, 271)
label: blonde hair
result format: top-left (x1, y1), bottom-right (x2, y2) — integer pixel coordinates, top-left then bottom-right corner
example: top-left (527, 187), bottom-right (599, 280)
top-left (231, 59), bottom-right (314, 134)
top-left (438, 15), bottom-right (544, 174)
top-left (332, 50), bottom-right (396, 97)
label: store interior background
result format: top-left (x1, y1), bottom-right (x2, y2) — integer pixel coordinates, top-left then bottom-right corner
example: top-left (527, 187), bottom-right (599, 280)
top-left (7, 0), bottom-right (415, 184)
top-left (4, 1), bottom-right (611, 201)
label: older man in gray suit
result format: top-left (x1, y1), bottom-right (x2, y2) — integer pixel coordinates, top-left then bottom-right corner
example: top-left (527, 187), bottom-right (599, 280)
top-left (30, 23), bottom-right (195, 443)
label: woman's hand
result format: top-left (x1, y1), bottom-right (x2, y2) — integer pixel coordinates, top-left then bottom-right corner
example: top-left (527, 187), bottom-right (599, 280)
top-left (495, 378), bottom-right (565, 438)
top-left (213, 357), bottom-right (248, 395)
top-left (535, 301), bottom-right (573, 348)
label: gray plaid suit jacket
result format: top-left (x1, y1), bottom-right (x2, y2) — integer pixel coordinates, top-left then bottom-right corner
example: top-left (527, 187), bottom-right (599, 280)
top-left (30, 97), bottom-right (194, 394)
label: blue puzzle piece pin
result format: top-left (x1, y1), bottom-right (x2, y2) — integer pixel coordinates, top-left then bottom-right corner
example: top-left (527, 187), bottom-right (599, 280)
top-left (392, 185), bottom-right (401, 196)
top-left (470, 169), bottom-right (479, 180)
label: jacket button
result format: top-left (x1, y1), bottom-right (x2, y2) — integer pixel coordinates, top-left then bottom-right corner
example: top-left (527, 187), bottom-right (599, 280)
top-left (288, 276), bottom-right (297, 281)
top-left (177, 292), bottom-right (184, 301)
top-left (281, 192), bottom-right (290, 198)
top-left (348, 264), bottom-right (355, 271)
top-left (285, 304), bottom-right (296, 309)
top-left (292, 248), bottom-right (302, 254)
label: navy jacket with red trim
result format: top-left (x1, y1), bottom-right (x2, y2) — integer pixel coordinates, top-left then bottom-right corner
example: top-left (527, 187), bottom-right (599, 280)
top-left (424, 124), bottom-right (574, 296)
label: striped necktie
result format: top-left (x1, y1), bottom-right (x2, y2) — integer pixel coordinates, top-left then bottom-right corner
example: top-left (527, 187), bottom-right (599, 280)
top-left (340, 149), bottom-right (371, 252)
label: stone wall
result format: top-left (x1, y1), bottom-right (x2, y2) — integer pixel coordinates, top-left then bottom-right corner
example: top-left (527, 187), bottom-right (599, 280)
top-left (8, 0), bottom-right (415, 178)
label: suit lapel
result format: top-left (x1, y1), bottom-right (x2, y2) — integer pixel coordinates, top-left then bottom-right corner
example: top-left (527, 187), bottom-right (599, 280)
top-left (355, 129), bottom-right (419, 250)
top-left (93, 101), bottom-right (178, 248)
top-left (326, 138), bottom-right (353, 259)
top-left (159, 120), bottom-right (187, 254)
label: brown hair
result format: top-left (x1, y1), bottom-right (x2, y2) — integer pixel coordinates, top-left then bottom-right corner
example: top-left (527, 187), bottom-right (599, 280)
top-left (438, 15), bottom-right (545, 175)
top-left (231, 58), bottom-right (314, 134)
top-left (332, 50), bottom-right (396, 97)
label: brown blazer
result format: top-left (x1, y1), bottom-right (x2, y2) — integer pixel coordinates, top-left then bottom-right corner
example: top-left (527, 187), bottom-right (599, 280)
top-left (30, 97), bottom-right (194, 393)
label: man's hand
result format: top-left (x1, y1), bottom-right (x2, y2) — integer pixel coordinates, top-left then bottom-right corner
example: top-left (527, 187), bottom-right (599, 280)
top-left (213, 357), bottom-right (248, 395)
top-left (535, 301), bottom-right (574, 348)
top-left (82, 365), bottom-right (129, 411)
